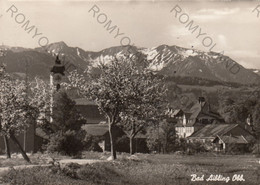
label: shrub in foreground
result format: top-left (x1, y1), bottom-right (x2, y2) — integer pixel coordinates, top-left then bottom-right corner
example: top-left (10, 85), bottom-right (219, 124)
top-left (47, 130), bottom-right (84, 156)
top-left (1, 167), bottom-right (86, 185)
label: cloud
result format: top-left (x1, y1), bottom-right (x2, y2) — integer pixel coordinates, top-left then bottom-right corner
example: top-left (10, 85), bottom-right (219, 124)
top-left (193, 8), bottom-right (240, 22)
top-left (226, 50), bottom-right (260, 69)
top-left (192, 14), bottom-right (221, 21)
top-left (228, 50), bottom-right (260, 58)
top-left (197, 8), bottom-right (240, 15)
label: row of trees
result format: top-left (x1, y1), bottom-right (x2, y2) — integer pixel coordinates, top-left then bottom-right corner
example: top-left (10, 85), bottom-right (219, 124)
top-left (0, 66), bottom-right (40, 162)
top-left (2, 54), bottom-right (258, 161)
top-left (65, 57), bottom-right (167, 159)
top-left (0, 64), bottom-right (87, 160)
top-left (0, 56), bottom-right (168, 161)
top-left (0, 55), bottom-right (170, 160)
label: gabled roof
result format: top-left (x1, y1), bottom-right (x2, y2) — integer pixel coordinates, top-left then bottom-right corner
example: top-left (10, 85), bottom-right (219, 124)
top-left (184, 113), bottom-right (193, 119)
top-left (82, 124), bottom-right (108, 136)
top-left (189, 103), bottom-right (202, 120)
top-left (189, 124), bottom-right (238, 138)
top-left (172, 109), bottom-right (183, 117)
top-left (197, 112), bottom-right (223, 120)
top-left (189, 100), bottom-right (222, 120)
top-left (215, 135), bottom-right (248, 144)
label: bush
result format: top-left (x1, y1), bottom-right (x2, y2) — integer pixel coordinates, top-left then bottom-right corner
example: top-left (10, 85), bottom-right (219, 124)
top-left (47, 130), bottom-right (84, 156)
top-left (225, 143), bottom-right (251, 154)
top-left (61, 163), bottom-right (81, 179)
top-left (83, 134), bottom-right (103, 152)
top-left (174, 138), bottom-right (188, 152)
top-left (77, 163), bottom-right (120, 183)
top-left (186, 141), bottom-right (207, 154)
top-left (57, 162), bottom-right (124, 184)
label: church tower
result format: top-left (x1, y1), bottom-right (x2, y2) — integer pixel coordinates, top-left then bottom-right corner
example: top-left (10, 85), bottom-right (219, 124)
top-left (50, 55), bottom-right (65, 122)
top-left (50, 55), bottom-right (65, 91)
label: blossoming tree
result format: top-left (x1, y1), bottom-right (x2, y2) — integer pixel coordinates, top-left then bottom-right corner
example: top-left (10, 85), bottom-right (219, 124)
top-left (65, 56), bottom-right (167, 158)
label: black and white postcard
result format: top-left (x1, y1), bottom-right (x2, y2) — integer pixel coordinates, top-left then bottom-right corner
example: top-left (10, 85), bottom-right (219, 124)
top-left (0, 0), bottom-right (260, 184)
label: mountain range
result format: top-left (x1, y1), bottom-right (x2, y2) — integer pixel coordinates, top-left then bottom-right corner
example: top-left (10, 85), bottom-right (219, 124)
top-left (0, 41), bottom-right (260, 85)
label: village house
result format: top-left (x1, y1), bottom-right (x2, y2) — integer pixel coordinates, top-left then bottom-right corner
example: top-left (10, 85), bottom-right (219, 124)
top-left (188, 123), bottom-right (254, 152)
top-left (82, 123), bottom-right (148, 153)
top-left (173, 97), bottom-right (224, 138)
top-left (75, 98), bottom-right (148, 153)
top-left (82, 124), bottom-right (123, 152)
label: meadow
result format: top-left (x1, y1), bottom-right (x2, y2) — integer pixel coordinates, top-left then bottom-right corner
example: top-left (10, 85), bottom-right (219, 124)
top-left (0, 152), bottom-right (259, 185)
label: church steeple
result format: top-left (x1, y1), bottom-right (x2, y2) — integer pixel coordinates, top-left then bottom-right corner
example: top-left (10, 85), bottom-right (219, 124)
top-left (50, 55), bottom-right (65, 91)
top-left (50, 55), bottom-right (66, 123)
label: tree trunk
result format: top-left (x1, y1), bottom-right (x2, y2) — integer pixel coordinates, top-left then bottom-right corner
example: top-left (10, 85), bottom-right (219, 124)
top-left (164, 134), bottom-right (168, 154)
top-left (109, 124), bottom-right (117, 160)
top-left (10, 134), bottom-right (31, 163)
top-left (4, 136), bottom-right (11, 158)
top-left (130, 136), bottom-right (134, 155)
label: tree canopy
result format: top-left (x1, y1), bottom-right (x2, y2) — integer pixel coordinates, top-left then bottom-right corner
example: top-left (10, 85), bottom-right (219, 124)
top-left (65, 56), bottom-right (168, 158)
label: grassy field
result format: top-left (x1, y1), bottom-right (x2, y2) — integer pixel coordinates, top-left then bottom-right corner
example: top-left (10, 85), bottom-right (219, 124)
top-left (0, 152), bottom-right (259, 185)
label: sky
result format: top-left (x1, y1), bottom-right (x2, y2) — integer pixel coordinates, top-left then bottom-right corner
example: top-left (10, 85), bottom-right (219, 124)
top-left (0, 0), bottom-right (260, 69)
